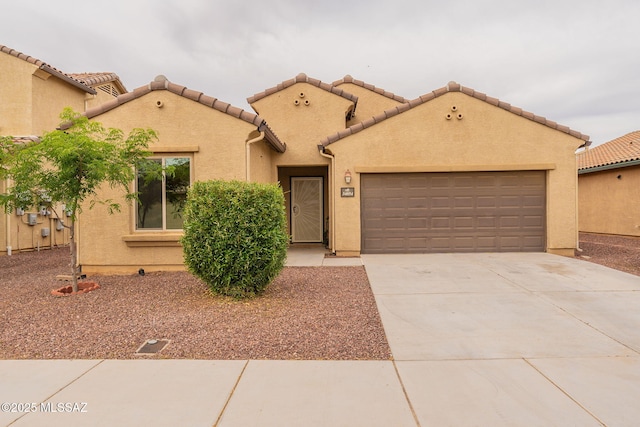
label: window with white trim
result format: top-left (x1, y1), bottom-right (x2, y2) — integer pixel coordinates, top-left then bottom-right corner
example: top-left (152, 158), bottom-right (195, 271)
top-left (136, 157), bottom-right (191, 230)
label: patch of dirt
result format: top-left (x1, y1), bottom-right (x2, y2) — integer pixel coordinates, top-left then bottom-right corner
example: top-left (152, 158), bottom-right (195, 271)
top-left (0, 247), bottom-right (391, 360)
top-left (576, 232), bottom-right (640, 276)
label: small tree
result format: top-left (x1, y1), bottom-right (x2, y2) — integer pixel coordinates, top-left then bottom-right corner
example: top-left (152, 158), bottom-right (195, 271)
top-left (0, 108), bottom-right (157, 292)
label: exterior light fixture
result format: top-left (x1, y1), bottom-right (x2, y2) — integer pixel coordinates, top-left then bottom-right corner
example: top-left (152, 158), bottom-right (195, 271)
top-left (344, 170), bottom-right (352, 184)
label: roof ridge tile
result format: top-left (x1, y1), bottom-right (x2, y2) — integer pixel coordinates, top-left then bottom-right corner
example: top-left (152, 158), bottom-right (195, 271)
top-left (332, 75), bottom-right (408, 103)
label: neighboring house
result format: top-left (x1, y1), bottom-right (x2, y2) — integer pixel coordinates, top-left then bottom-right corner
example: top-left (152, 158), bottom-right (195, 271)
top-left (0, 44), bottom-right (126, 255)
top-left (68, 72), bottom-right (128, 109)
top-left (577, 131), bottom-right (640, 237)
top-left (77, 74), bottom-right (588, 274)
top-left (0, 44), bottom-right (94, 255)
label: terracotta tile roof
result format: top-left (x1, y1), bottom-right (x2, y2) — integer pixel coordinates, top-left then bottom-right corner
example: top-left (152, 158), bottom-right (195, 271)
top-left (332, 75), bottom-right (408, 103)
top-left (577, 130), bottom-right (640, 172)
top-left (0, 44), bottom-right (96, 95)
top-left (247, 73), bottom-right (358, 118)
top-left (321, 81), bottom-right (590, 146)
top-left (68, 72), bottom-right (128, 94)
top-left (82, 75), bottom-right (285, 152)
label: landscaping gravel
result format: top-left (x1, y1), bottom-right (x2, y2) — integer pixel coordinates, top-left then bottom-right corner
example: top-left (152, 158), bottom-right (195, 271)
top-left (577, 232), bottom-right (640, 276)
top-left (0, 247), bottom-right (391, 360)
top-left (2, 233), bottom-right (638, 360)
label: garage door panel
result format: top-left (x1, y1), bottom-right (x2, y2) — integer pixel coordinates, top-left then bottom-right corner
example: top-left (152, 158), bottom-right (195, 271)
top-left (523, 215), bottom-right (544, 228)
top-left (454, 217), bottom-right (474, 229)
top-left (361, 171), bottom-right (546, 253)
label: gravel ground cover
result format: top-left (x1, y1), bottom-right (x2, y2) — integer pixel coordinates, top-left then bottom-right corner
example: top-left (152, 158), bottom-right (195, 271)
top-left (0, 247), bottom-right (391, 360)
top-left (1, 234), bottom-right (637, 360)
top-left (577, 232), bottom-right (640, 276)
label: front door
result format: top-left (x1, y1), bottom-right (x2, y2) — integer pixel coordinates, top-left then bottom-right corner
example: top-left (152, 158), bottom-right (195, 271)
top-left (291, 177), bottom-right (323, 243)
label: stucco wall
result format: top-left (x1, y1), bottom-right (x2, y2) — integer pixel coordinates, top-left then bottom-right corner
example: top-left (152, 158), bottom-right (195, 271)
top-left (250, 83), bottom-right (349, 169)
top-left (31, 73), bottom-right (87, 135)
top-left (327, 92), bottom-right (583, 255)
top-left (249, 140), bottom-right (276, 183)
top-left (0, 54), bottom-right (86, 255)
top-left (0, 54), bottom-right (34, 135)
top-left (578, 165), bottom-right (640, 237)
top-left (77, 91), bottom-right (260, 273)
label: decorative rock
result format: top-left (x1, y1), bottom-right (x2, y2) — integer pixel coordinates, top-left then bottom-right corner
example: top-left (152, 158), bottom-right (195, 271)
top-left (51, 281), bottom-right (100, 297)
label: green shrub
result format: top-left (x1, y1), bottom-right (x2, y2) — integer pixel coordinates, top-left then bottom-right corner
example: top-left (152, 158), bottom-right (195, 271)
top-left (181, 180), bottom-right (288, 298)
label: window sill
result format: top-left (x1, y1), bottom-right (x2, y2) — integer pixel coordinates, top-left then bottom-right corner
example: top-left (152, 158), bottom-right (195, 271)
top-left (122, 233), bottom-right (183, 247)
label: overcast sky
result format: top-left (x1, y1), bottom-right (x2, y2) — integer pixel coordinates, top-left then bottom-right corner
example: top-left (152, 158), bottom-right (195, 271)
top-left (3, 0), bottom-right (639, 145)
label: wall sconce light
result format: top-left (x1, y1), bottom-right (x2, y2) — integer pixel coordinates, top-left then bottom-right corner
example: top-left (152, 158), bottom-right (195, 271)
top-left (344, 170), bottom-right (352, 184)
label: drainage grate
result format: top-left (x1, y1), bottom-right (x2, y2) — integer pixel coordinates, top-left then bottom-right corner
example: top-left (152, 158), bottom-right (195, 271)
top-left (135, 339), bottom-right (169, 355)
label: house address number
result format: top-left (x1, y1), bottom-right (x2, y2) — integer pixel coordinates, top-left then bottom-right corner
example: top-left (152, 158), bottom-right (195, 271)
top-left (341, 187), bottom-right (355, 197)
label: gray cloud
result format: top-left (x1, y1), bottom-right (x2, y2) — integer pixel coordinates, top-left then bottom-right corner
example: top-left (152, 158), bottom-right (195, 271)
top-left (2, 0), bottom-right (639, 144)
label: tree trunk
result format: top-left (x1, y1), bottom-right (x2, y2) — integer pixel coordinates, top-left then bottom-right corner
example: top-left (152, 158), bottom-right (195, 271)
top-left (69, 218), bottom-right (79, 293)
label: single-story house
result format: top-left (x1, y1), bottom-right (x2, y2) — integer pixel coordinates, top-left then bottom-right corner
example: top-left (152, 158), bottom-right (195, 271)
top-left (76, 73), bottom-right (589, 274)
top-left (0, 44), bottom-right (124, 255)
top-left (577, 130), bottom-right (640, 237)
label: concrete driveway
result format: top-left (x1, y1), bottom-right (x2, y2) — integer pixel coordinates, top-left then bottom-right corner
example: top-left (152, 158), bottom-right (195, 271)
top-left (362, 252), bottom-right (640, 426)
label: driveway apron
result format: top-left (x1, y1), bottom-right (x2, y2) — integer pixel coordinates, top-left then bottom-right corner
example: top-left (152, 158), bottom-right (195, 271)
top-left (363, 252), bottom-right (640, 426)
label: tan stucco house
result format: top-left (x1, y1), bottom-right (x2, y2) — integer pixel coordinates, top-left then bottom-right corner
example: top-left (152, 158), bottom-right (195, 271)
top-left (75, 75), bottom-right (285, 273)
top-left (0, 45), bottom-right (123, 255)
top-left (74, 73), bottom-right (589, 274)
top-left (578, 131), bottom-right (640, 237)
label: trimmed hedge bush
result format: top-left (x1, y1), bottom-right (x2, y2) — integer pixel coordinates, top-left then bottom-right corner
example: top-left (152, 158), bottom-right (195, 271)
top-left (181, 180), bottom-right (288, 298)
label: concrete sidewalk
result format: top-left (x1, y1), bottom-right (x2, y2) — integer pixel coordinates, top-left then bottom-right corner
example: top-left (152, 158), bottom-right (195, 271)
top-left (285, 246), bottom-right (363, 266)
top-left (1, 252), bottom-right (639, 426)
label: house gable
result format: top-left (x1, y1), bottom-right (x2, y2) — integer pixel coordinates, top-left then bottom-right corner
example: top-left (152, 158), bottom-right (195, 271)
top-left (247, 74), bottom-right (357, 164)
top-left (321, 81), bottom-right (589, 147)
top-left (0, 44), bottom-right (96, 95)
top-left (0, 44), bottom-right (95, 136)
top-left (84, 75), bottom-right (285, 153)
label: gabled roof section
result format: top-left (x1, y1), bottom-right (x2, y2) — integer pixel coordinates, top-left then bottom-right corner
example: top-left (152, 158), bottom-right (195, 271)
top-left (332, 75), bottom-right (408, 103)
top-left (0, 44), bottom-right (97, 95)
top-left (577, 131), bottom-right (640, 173)
top-left (321, 81), bottom-right (590, 146)
top-left (68, 72), bottom-right (128, 94)
top-left (83, 75), bottom-right (285, 152)
top-left (247, 73), bottom-right (358, 118)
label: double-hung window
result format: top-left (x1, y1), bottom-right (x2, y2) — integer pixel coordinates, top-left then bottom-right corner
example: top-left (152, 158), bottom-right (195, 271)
top-left (136, 157), bottom-right (191, 230)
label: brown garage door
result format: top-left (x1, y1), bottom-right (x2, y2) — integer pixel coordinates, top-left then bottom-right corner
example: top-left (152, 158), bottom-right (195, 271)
top-left (361, 171), bottom-right (546, 253)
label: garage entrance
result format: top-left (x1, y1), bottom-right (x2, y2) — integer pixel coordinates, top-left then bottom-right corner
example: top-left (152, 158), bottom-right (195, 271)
top-left (361, 171), bottom-right (546, 253)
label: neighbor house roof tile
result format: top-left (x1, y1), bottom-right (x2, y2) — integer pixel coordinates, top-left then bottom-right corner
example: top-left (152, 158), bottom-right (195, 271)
top-left (320, 81), bottom-right (589, 146)
top-left (577, 130), bottom-right (640, 172)
top-left (82, 75), bottom-right (286, 152)
top-left (0, 44), bottom-right (96, 95)
top-left (68, 72), bottom-right (128, 93)
top-left (331, 75), bottom-right (408, 103)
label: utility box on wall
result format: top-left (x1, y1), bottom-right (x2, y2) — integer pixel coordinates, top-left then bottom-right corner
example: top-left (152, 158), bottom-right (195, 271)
top-left (27, 213), bottom-right (37, 226)
top-left (41, 228), bottom-right (50, 237)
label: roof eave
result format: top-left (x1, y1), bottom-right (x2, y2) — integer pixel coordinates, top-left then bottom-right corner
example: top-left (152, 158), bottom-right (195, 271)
top-left (40, 65), bottom-right (96, 95)
top-left (578, 159), bottom-right (640, 174)
top-left (258, 121), bottom-right (286, 153)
